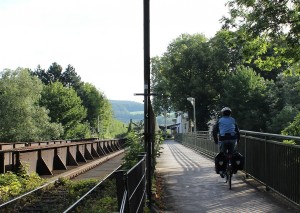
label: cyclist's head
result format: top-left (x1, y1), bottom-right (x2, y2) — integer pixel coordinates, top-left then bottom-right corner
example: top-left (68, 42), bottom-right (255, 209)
top-left (221, 107), bottom-right (232, 116)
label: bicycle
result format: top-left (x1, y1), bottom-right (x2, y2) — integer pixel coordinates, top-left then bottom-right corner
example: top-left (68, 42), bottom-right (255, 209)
top-left (215, 151), bottom-right (234, 189)
top-left (224, 152), bottom-right (233, 190)
top-left (215, 145), bottom-right (243, 190)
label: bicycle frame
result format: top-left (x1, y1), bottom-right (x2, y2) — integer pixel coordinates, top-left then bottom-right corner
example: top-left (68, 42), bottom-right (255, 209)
top-left (225, 153), bottom-right (233, 190)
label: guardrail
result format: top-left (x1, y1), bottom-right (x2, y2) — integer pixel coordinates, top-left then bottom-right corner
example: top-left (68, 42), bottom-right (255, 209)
top-left (116, 154), bottom-right (147, 213)
top-left (175, 131), bottom-right (300, 207)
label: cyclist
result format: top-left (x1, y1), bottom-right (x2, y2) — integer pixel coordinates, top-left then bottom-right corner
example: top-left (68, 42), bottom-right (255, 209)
top-left (213, 107), bottom-right (240, 178)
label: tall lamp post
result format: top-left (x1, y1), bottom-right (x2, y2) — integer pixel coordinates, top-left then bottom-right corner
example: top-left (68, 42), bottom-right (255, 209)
top-left (187, 97), bottom-right (196, 133)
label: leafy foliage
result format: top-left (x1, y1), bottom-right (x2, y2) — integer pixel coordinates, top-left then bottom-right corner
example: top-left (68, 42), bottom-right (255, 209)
top-left (265, 73), bottom-right (300, 134)
top-left (220, 66), bottom-right (275, 131)
top-left (75, 179), bottom-right (118, 213)
top-left (109, 119), bottom-right (128, 138)
top-left (77, 83), bottom-right (103, 127)
top-left (40, 82), bottom-right (88, 139)
top-left (76, 83), bottom-right (114, 138)
top-left (1, 63), bottom-right (123, 141)
top-left (0, 174), bottom-right (119, 212)
top-left (122, 131), bottom-right (145, 170)
top-left (222, 0), bottom-right (300, 72)
top-left (0, 68), bottom-right (62, 142)
top-left (267, 105), bottom-right (299, 134)
top-left (151, 27), bottom-right (300, 135)
top-left (31, 62), bottom-right (63, 85)
top-left (282, 112), bottom-right (300, 136)
top-left (0, 170), bottom-right (46, 203)
top-left (61, 64), bottom-right (82, 89)
top-left (152, 33), bottom-right (223, 130)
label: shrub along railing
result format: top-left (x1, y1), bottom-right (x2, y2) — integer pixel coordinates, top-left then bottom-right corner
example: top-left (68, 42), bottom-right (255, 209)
top-left (175, 131), bottom-right (300, 207)
top-left (116, 154), bottom-right (146, 213)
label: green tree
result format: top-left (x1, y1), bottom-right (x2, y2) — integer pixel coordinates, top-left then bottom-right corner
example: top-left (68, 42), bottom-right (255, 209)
top-left (32, 62), bottom-right (64, 85)
top-left (152, 34), bottom-right (223, 130)
top-left (31, 65), bottom-right (48, 85)
top-left (122, 131), bottom-right (144, 170)
top-left (77, 83), bottom-right (104, 128)
top-left (99, 97), bottom-right (114, 139)
top-left (47, 62), bottom-right (64, 84)
top-left (223, 0), bottom-right (300, 71)
top-left (208, 30), bottom-right (243, 72)
top-left (151, 56), bottom-right (173, 115)
top-left (32, 63), bottom-right (82, 88)
top-left (109, 119), bottom-right (128, 138)
top-left (40, 82), bottom-right (88, 139)
top-left (267, 105), bottom-right (299, 134)
top-left (220, 66), bottom-right (275, 131)
top-left (61, 64), bottom-right (82, 89)
top-left (263, 73), bottom-right (300, 133)
top-left (282, 113), bottom-right (300, 136)
top-left (0, 68), bottom-right (62, 142)
top-left (274, 73), bottom-right (300, 109)
top-left (76, 83), bottom-right (113, 138)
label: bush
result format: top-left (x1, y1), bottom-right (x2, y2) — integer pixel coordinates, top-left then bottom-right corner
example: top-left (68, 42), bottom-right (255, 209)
top-left (122, 131), bottom-right (145, 170)
top-left (0, 170), bottom-right (46, 203)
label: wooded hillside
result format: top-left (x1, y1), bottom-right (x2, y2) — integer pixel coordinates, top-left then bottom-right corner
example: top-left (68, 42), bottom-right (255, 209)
top-left (110, 100), bottom-right (144, 123)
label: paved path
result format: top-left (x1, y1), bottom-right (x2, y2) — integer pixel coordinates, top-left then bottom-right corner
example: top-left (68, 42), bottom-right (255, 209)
top-left (156, 140), bottom-right (298, 213)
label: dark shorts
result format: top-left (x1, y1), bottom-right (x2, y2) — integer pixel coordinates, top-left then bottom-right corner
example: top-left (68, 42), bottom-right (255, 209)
top-left (218, 139), bottom-right (237, 154)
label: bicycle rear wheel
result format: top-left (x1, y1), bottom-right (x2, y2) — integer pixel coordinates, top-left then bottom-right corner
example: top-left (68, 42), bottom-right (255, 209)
top-left (226, 163), bottom-right (232, 190)
top-left (228, 171), bottom-right (232, 190)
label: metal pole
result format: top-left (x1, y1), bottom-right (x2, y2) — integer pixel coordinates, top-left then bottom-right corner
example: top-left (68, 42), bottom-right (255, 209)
top-left (193, 99), bottom-right (196, 133)
top-left (97, 115), bottom-right (100, 139)
top-left (164, 110), bottom-right (167, 137)
top-left (187, 97), bottom-right (196, 133)
top-left (143, 0), bottom-right (152, 207)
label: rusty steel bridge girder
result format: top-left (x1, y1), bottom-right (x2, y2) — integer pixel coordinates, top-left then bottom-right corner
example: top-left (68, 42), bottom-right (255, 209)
top-left (0, 138), bottom-right (125, 176)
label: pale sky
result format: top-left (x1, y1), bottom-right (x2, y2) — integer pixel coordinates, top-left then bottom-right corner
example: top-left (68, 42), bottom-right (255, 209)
top-left (0, 0), bottom-right (229, 103)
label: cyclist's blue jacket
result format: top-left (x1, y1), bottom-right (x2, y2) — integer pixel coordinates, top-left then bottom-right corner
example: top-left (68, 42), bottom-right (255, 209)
top-left (212, 116), bottom-right (240, 144)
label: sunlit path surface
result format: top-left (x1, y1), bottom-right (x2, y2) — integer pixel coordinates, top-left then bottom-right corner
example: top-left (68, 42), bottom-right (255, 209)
top-left (156, 140), bottom-right (297, 213)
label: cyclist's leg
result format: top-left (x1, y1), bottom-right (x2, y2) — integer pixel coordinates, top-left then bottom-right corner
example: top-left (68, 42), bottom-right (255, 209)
top-left (219, 140), bottom-right (226, 154)
top-left (220, 141), bottom-right (232, 180)
top-left (228, 139), bottom-right (238, 173)
top-left (218, 140), bottom-right (227, 178)
top-left (228, 139), bottom-right (236, 155)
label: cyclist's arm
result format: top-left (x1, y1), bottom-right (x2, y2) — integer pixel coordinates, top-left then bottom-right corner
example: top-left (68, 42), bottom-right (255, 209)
top-left (235, 124), bottom-right (240, 144)
top-left (212, 122), bottom-right (219, 144)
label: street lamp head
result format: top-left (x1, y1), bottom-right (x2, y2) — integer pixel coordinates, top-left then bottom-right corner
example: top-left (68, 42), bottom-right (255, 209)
top-left (187, 97), bottom-right (195, 104)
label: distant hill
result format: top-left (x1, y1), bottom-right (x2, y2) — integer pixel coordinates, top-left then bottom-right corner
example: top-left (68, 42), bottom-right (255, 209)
top-left (110, 100), bottom-right (144, 124)
top-left (109, 100), bottom-right (177, 125)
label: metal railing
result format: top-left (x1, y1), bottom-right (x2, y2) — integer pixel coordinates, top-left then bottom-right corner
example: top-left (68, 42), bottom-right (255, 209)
top-left (116, 154), bottom-right (147, 213)
top-left (175, 131), bottom-right (300, 207)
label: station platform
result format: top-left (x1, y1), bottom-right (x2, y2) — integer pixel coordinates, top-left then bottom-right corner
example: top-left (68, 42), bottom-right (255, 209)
top-left (156, 140), bottom-right (298, 213)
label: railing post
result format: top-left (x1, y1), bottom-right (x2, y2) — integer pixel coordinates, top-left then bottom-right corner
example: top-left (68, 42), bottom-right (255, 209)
top-left (115, 170), bottom-right (126, 211)
top-left (264, 136), bottom-right (270, 191)
top-left (195, 132), bottom-right (197, 147)
top-left (243, 133), bottom-right (249, 179)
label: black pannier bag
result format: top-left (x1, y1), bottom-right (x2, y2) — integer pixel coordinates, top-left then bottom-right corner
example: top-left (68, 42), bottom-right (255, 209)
top-left (214, 152), bottom-right (227, 174)
top-left (232, 152), bottom-right (244, 171)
